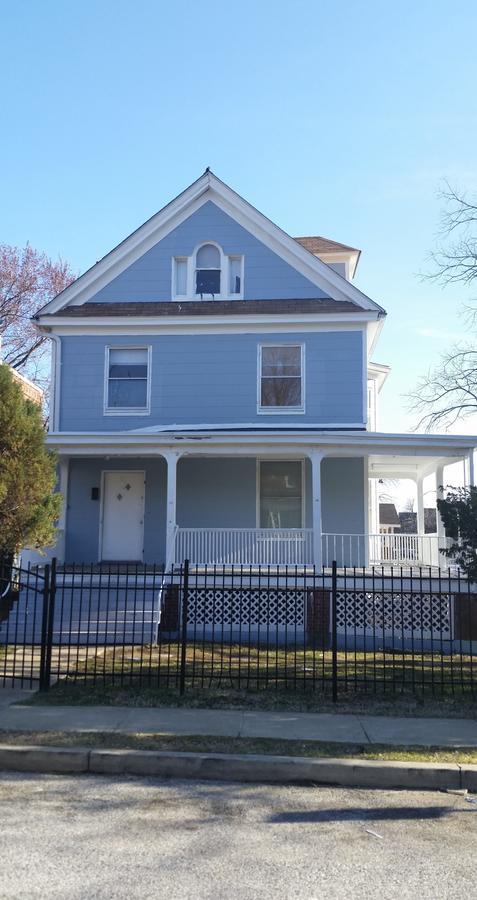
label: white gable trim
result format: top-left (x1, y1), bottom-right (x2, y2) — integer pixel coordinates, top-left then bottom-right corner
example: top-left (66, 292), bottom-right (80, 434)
top-left (38, 171), bottom-right (385, 316)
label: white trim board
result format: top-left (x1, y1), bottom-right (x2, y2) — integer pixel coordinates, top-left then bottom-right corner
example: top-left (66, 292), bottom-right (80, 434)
top-left (36, 171), bottom-right (386, 316)
top-left (38, 315), bottom-right (378, 334)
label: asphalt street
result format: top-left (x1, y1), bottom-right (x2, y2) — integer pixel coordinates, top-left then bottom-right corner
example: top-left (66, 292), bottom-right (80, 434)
top-left (0, 772), bottom-right (476, 899)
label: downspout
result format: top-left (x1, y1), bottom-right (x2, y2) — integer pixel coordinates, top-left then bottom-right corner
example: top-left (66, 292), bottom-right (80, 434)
top-left (49, 333), bottom-right (62, 432)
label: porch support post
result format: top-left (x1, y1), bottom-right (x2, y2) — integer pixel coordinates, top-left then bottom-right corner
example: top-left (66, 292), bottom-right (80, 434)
top-left (308, 450), bottom-right (324, 569)
top-left (435, 463), bottom-right (445, 538)
top-left (164, 451), bottom-right (180, 567)
top-left (416, 476), bottom-right (425, 536)
top-left (56, 457), bottom-right (69, 563)
top-left (464, 449), bottom-right (475, 487)
top-left (435, 463), bottom-right (447, 567)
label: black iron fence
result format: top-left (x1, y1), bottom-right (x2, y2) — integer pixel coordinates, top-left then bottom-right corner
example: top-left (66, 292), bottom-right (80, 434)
top-left (1, 558), bottom-right (476, 697)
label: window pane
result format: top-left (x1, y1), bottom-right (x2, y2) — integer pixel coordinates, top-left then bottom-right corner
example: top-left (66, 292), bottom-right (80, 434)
top-left (260, 498), bottom-right (302, 528)
top-left (261, 377), bottom-right (301, 407)
top-left (196, 244), bottom-right (220, 268)
top-left (261, 346), bottom-right (301, 377)
top-left (229, 257), bottom-right (241, 294)
top-left (260, 461), bottom-right (302, 497)
top-left (108, 378), bottom-right (147, 408)
top-left (196, 269), bottom-right (221, 295)
top-left (175, 259), bottom-right (187, 295)
top-left (109, 364), bottom-right (147, 378)
top-left (259, 461), bottom-right (302, 528)
top-left (109, 349), bottom-right (147, 365)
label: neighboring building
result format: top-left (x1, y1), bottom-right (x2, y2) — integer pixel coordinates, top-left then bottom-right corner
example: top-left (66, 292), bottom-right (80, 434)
top-left (399, 509), bottom-right (437, 535)
top-left (5, 365), bottom-right (43, 405)
top-left (379, 503), bottom-right (401, 534)
top-left (33, 170), bottom-right (476, 568)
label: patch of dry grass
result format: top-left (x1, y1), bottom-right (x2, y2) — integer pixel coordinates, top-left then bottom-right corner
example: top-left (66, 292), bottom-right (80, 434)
top-left (20, 640), bottom-right (477, 718)
top-left (1, 729), bottom-right (477, 765)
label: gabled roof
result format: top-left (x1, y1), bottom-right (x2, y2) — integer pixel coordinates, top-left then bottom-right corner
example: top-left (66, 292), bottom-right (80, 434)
top-left (36, 170), bottom-right (386, 319)
top-left (379, 503), bottom-right (400, 526)
top-left (294, 235), bottom-right (361, 279)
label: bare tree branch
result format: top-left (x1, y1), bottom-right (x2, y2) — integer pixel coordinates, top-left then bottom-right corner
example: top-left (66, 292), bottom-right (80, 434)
top-left (411, 183), bottom-right (477, 431)
top-left (0, 244), bottom-right (74, 386)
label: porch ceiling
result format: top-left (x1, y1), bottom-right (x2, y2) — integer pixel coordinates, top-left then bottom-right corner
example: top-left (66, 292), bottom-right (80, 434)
top-left (368, 453), bottom-right (463, 481)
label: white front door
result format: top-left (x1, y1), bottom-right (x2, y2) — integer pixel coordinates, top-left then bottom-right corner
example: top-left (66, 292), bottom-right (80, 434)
top-left (101, 471), bottom-right (145, 561)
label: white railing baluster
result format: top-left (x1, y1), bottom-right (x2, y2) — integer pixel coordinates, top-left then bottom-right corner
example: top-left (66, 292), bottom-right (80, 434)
top-left (174, 529), bottom-right (440, 568)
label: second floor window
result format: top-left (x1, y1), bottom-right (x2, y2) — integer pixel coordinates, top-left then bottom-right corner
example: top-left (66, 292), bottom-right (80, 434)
top-left (106, 347), bottom-right (150, 413)
top-left (259, 344), bottom-right (304, 412)
top-left (195, 243), bottom-right (221, 297)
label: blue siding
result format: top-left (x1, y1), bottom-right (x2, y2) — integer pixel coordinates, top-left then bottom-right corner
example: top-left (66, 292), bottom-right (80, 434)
top-left (88, 201), bottom-right (328, 302)
top-left (177, 458), bottom-right (257, 527)
top-left (321, 457), bottom-right (365, 534)
top-left (59, 330), bottom-right (364, 430)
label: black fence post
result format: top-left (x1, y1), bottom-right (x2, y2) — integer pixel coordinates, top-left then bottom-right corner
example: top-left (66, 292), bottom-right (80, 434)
top-left (331, 559), bottom-right (338, 703)
top-left (39, 558), bottom-right (57, 692)
top-left (38, 563), bottom-right (50, 692)
top-left (179, 559), bottom-right (190, 696)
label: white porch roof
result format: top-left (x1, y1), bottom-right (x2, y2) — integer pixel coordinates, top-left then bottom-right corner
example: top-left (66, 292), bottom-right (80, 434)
top-left (46, 428), bottom-right (476, 476)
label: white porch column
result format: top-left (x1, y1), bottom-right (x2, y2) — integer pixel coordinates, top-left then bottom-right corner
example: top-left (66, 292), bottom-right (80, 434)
top-left (56, 457), bottom-right (69, 563)
top-left (435, 463), bottom-right (445, 540)
top-left (164, 452), bottom-right (180, 567)
top-left (435, 463), bottom-right (448, 568)
top-left (464, 449), bottom-right (475, 487)
top-left (308, 450), bottom-right (324, 569)
top-left (416, 476), bottom-right (425, 536)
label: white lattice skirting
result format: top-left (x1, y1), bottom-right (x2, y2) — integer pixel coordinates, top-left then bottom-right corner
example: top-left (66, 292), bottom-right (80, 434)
top-left (336, 591), bottom-right (452, 641)
top-left (184, 586), bottom-right (453, 646)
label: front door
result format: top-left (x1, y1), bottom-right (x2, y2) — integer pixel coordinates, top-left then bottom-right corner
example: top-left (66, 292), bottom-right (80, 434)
top-left (101, 471), bottom-right (145, 561)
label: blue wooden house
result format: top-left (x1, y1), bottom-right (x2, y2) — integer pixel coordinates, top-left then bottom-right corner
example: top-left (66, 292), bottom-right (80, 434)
top-left (35, 170), bottom-right (476, 569)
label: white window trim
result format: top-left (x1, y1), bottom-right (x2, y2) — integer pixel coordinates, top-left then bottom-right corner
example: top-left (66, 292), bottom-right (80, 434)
top-left (257, 342), bottom-right (305, 415)
top-left (256, 457), bottom-right (305, 529)
top-left (103, 344), bottom-right (152, 416)
top-left (172, 242), bottom-right (244, 301)
top-left (171, 256), bottom-right (189, 300)
top-left (228, 254), bottom-right (244, 299)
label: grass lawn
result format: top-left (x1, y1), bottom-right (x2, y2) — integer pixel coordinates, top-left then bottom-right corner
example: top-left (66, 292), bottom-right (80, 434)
top-left (18, 640), bottom-right (477, 718)
top-left (24, 679), bottom-right (477, 720)
top-left (1, 729), bottom-right (477, 765)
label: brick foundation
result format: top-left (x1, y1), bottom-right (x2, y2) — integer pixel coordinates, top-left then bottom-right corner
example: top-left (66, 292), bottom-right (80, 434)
top-left (161, 584), bottom-right (180, 632)
top-left (306, 589), bottom-right (331, 648)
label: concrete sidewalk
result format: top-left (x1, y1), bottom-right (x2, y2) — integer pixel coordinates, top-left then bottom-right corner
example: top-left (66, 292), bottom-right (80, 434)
top-left (1, 692), bottom-right (477, 747)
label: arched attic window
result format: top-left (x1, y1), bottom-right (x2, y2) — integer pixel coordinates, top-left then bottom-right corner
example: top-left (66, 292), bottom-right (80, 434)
top-left (195, 243), bottom-right (221, 297)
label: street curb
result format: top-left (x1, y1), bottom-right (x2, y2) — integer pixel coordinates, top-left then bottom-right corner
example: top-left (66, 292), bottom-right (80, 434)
top-left (0, 745), bottom-right (89, 774)
top-left (0, 743), bottom-right (476, 790)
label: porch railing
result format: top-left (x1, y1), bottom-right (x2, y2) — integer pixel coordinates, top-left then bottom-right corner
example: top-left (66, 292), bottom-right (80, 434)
top-left (175, 528), bottom-right (314, 566)
top-left (175, 528), bottom-right (442, 568)
top-left (322, 533), bottom-right (441, 568)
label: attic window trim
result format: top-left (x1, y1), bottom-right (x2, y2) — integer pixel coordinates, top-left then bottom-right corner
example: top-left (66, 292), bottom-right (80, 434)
top-left (172, 244), bottom-right (244, 301)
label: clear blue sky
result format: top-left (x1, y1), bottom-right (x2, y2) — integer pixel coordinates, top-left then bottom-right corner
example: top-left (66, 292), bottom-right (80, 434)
top-left (2, 0), bottom-right (477, 434)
